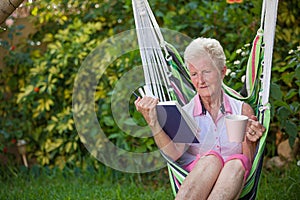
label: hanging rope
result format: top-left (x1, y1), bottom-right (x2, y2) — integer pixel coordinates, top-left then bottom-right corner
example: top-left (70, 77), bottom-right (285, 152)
top-left (132, 0), bottom-right (173, 101)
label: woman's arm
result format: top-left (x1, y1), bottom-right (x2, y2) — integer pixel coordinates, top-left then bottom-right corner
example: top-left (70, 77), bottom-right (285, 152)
top-left (134, 96), bottom-right (185, 161)
top-left (241, 103), bottom-right (266, 162)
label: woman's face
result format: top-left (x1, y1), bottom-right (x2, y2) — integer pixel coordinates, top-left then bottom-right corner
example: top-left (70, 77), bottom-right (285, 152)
top-left (188, 57), bottom-right (226, 99)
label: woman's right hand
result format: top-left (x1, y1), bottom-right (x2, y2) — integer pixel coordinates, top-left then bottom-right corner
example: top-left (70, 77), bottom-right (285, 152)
top-left (134, 96), bottom-right (160, 130)
top-left (135, 96), bottom-right (186, 161)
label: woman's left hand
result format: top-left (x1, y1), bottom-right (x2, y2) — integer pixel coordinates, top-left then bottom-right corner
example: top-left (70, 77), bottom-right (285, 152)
top-left (246, 115), bottom-right (266, 142)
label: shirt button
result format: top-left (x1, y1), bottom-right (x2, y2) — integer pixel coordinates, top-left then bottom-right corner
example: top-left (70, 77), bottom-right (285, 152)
top-left (216, 145), bottom-right (220, 148)
top-left (216, 137), bottom-right (219, 139)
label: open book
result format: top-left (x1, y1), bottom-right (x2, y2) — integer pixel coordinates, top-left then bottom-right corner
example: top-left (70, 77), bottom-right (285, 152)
top-left (156, 101), bottom-right (200, 143)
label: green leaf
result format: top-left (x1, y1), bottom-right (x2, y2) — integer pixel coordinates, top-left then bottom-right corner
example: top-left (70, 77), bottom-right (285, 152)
top-left (295, 65), bottom-right (300, 80)
top-left (15, 130), bottom-right (23, 139)
top-left (281, 72), bottom-right (294, 87)
top-left (123, 118), bottom-right (137, 126)
top-left (290, 102), bottom-right (300, 113)
top-left (65, 142), bottom-right (73, 153)
top-left (31, 7), bottom-right (38, 16)
top-left (135, 146), bottom-right (147, 153)
top-left (285, 121), bottom-right (297, 147)
top-left (270, 82), bottom-right (283, 100)
top-left (0, 130), bottom-right (10, 139)
top-left (285, 89), bottom-right (297, 100)
top-left (103, 116), bottom-right (115, 126)
top-left (277, 106), bottom-right (291, 121)
top-left (108, 133), bottom-right (121, 139)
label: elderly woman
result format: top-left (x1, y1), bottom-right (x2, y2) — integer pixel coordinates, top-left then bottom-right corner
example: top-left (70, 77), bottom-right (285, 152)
top-left (135, 37), bottom-right (265, 200)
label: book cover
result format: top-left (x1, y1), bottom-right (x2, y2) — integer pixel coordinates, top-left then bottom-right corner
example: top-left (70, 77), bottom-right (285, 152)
top-left (156, 101), bottom-right (200, 143)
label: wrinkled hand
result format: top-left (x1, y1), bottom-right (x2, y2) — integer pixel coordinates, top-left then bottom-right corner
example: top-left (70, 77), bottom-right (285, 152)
top-left (134, 96), bottom-right (160, 129)
top-left (246, 115), bottom-right (266, 142)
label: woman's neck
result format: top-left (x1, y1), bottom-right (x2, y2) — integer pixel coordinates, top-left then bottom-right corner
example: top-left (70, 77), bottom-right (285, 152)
top-left (201, 91), bottom-right (222, 110)
top-left (201, 91), bottom-right (223, 122)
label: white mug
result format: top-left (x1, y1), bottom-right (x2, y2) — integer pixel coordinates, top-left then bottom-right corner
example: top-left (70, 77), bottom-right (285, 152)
top-left (225, 115), bottom-right (248, 142)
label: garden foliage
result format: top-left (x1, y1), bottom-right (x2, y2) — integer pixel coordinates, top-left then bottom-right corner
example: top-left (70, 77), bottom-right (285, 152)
top-left (0, 0), bottom-right (299, 168)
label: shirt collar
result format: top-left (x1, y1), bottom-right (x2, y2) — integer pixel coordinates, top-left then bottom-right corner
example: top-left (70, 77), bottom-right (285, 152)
top-left (193, 91), bottom-right (233, 117)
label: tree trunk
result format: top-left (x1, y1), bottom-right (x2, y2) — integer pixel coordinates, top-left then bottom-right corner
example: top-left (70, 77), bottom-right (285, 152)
top-left (0, 0), bottom-right (24, 25)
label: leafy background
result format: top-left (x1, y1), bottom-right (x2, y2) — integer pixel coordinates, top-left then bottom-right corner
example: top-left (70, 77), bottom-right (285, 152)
top-left (0, 0), bottom-right (299, 169)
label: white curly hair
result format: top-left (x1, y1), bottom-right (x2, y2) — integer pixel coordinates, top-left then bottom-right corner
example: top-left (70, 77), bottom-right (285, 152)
top-left (184, 37), bottom-right (226, 71)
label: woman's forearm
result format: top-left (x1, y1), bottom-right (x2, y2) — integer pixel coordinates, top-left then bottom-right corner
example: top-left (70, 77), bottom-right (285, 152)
top-left (151, 125), bottom-right (185, 161)
top-left (134, 96), bottom-right (185, 161)
top-left (242, 140), bottom-right (257, 163)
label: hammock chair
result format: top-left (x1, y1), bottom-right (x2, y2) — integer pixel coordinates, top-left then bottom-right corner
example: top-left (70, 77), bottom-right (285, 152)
top-left (132, 0), bottom-right (278, 199)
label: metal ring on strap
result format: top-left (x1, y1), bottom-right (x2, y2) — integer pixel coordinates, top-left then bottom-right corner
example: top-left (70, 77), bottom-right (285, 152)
top-left (259, 104), bottom-right (270, 112)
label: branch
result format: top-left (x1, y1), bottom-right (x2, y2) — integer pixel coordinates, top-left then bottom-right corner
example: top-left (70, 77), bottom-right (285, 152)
top-left (0, 0), bottom-right (24, 25)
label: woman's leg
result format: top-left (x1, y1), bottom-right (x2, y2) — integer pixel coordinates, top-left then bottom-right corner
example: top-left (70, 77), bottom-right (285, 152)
top-left (175, 154), bottom-right (223, 200)
top-left (207, 159), bottom-right (245, 200)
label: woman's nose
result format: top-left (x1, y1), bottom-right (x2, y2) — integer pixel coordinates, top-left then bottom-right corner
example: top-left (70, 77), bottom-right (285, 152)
top-left (197, 73), bottom-right (205, 83)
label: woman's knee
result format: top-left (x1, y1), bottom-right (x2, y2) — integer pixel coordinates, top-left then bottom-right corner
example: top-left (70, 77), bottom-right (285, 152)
top-left (224, 159), bottom-right (245, 178)
top-left (205, 154), bottom-right (224, 166)
top-left (184, 153), bottom-right (223, 173)
top-left (203, 151), bottom-right (224, 167)
top-left (194, 153), bottom-right (224, 172)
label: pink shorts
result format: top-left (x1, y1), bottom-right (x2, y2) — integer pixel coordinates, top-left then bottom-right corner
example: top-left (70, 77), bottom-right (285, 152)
top-left (183, 151), bottom-right (251, 181)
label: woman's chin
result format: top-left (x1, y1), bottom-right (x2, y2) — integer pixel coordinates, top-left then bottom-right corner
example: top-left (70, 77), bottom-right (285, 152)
top-left (197, 92), bottom-right (211, 98)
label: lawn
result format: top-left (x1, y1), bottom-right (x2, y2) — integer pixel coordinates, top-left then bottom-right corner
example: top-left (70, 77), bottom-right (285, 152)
top-left (0, 161), bottom-right (299, 199)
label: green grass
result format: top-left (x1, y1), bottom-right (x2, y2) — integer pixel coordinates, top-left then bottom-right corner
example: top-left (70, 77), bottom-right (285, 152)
top-left (257, 161), bottom-right (300, 200)
top-left (0, 161), bottom-right (299, 200)
top-left (0, 165), bottom-right (173, 200)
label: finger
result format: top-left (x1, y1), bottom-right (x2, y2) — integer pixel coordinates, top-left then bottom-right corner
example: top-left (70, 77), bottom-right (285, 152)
top-left (248, 119), bottom-right (259, 129)
top-left (145, 97), bottom-right (159, 106)
top-left (247, 127), bottom-right (264, 140)
top-left (253, 134), bottom-right (260, 141)
top-left (246, 132), bottom-right (259, 142)
top-left (246, 126), bottom-right (253, 134)
top-left (134, 96), bottom-right (141, 104)
top-left (251, 135), bottom-right (260, 142)
top-left (134, 97), bottom-right (142, 110)
top-left (141, 97), bottom-right (154, 108)
top-left (151, 98), bottom-right (159, 106)
top-left (249, 117), bottom-right (266, 132)
top-left (246, 132), bottom-right (254, 141)
top-left (248, 118), bottom-right (258, 125)
top-left (246, 129), bottom-right (254, 137)
top-left (249, 123), bottom-right (259, 133)
top-left (250, 122), bottom-right (265, 136)
top-left (247, 128), bottom-right (259, 139)
top-left (249, 115), bottom-right (258, 121)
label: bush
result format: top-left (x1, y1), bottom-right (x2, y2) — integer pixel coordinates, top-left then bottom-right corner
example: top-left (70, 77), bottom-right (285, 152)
top-left (0, 0), bottom-right (299, 168)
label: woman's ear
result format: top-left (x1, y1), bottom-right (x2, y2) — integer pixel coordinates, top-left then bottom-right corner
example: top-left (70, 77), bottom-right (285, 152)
top-left (221, 65), bottom-right (227, 79)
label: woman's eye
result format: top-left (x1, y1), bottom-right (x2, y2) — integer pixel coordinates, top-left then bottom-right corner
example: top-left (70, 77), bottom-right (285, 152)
top-left (203, 70), bottom-right (211, 74)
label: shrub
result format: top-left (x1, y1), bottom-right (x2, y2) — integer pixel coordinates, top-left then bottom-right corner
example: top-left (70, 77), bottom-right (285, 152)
top-left (0, 0), bottom-right (299, 168)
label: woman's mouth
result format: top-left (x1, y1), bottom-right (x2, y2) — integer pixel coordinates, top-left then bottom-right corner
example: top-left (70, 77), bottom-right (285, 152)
top-left (199, 85), bottom-right (208, 89)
